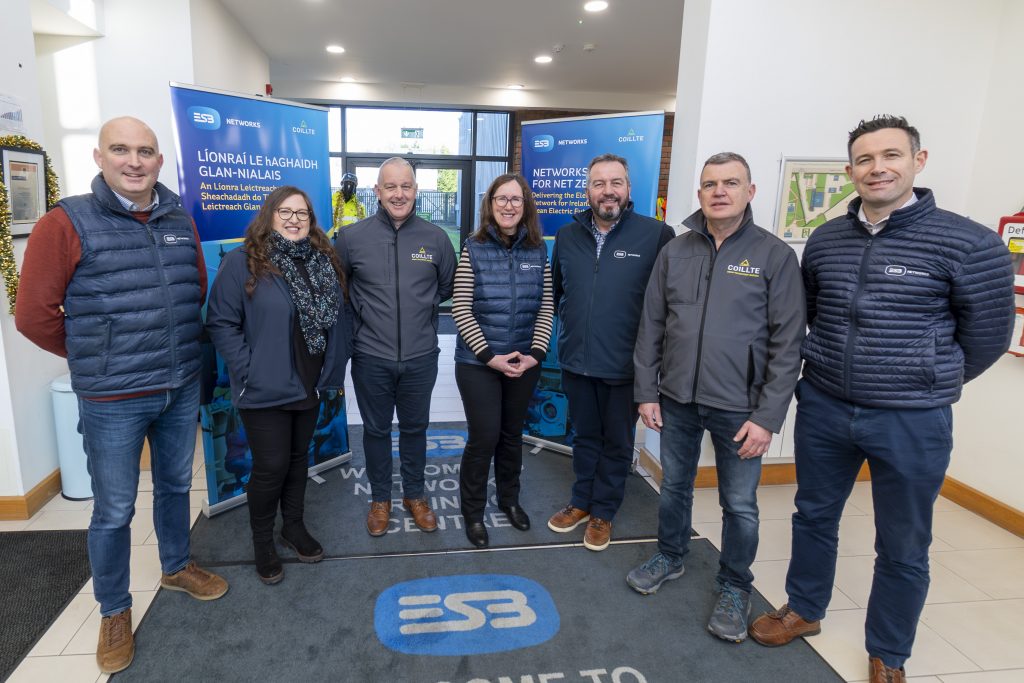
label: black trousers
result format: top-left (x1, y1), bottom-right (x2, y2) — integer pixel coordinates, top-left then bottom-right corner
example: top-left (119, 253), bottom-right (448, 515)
top-left (455, 362), bottom-right (541, 523)
top-left (238, 406), bottom-right (320, 543)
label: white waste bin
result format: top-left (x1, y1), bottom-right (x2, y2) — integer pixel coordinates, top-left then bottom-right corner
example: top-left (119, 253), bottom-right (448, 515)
top-left (50, 374), bottom-right (93, 500)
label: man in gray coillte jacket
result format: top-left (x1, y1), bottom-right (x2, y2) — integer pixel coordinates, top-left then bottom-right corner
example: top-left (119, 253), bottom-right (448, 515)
top-left (335, 157), bottom-right (456, 538)
top-left (627, 153), bottom-right (805, 644)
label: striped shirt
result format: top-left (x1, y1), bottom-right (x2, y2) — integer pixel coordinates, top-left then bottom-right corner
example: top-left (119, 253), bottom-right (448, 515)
top-left (452, 243), bottom-right (554, 362)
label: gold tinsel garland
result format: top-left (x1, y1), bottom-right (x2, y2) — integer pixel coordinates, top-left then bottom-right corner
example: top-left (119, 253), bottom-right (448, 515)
top-left (0, 135), bottom-right (61, 314)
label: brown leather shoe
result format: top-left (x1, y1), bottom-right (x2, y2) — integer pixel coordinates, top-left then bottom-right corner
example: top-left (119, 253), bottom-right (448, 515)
top-left (749, 604), bottom-right (821, 646)
top-left (367, 500), bottom-right (392, 537)
top-left (547, 504), bottom-right (590, 533)
top-left (583, 517), bottom-right (612, 551)
top-left (96, 608), bottom-right (134, 674)
top-left (403, 498), bottom-right (438, 532)
top-left (869, 657), bottom-right (906, 683)
top-left (160, 561), bottom-right (229, 600)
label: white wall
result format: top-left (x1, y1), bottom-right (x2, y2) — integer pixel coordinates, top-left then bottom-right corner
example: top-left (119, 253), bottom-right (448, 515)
top-left (0, 0), bottom-right (66, 496)
top-left (189, 0), bottom-right (269, 97)
top-left (964, 0), bottom-right (1024, 226)
top-left (668, 0), bottom-right (1024, 510)
top-left (668, 0), bottom-right (1003, 227)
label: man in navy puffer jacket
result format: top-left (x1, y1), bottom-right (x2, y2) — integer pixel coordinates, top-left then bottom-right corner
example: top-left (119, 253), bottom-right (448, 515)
top-left (750, 115), bottom-right (1015, 683)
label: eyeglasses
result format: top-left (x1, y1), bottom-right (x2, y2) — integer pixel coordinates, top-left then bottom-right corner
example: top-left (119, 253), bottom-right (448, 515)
top-left (276, 208), bottom-right (310, 221)
top-left (492, 195), bottom-right (524, 208)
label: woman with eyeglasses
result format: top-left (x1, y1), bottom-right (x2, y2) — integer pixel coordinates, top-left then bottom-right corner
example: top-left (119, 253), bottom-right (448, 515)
top-left (207, 186), bottom-right (350, 584)
top-left (453, 174), bottom-right (554, 549)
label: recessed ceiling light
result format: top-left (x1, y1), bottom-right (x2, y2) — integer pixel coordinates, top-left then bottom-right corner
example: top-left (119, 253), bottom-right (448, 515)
top-left (325, 45), bottom-right (345, 54)
top-left (506, 84), bottom-right (524, 90)
top-left (584, 1), bottom-right (609, 12)
top-left (340, 76), bottom-right (356, 83)
top-left (534, 55), bottom-right (553, 64)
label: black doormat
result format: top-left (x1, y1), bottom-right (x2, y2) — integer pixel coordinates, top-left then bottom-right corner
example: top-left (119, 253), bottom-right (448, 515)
top-left (190, 425), bottom-right (660, 565)
top-left (114, 540), bottom-right (841, 682)
top-left (0, 530), bottom-right (91, 680)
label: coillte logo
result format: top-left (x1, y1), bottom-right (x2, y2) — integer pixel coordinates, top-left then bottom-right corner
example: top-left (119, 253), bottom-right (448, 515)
top-left (291, 119), bottom-right (315, 135)
top-left (375, 574), bottom-right (560, 655)
top-left (727, 258), bottom-right (761, 277)
top-left (411, 246), bottom-right (434, 262)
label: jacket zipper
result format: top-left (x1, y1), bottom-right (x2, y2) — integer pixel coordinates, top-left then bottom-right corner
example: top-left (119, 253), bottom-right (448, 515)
top-left (844, 236), bottom-right (874, 400)
top-left (393, 236), bottom-right (402, 361)
top-left (145, 216), bottom-right (179, 378)
top-left (691, 236), bottom-right (717, 401)
top-left (584, 232), bottom-right (603, 376)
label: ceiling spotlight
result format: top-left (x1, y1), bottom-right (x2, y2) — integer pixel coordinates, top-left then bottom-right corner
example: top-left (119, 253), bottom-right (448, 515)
top-left (506, 84), bottom-right (524, 90)
top-left (584, 1), bottom-right (609, 11)
top-left (325, 45), bottom-right (345, 54)
top-left (340, 76), bottom-right (355, 83)
top-left (534, 55), bottom-right (552, 64)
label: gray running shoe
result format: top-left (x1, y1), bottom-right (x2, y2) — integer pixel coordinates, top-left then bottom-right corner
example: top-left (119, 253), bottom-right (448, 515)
top-left (707, 583), bottom-right (752, 642)
top-left (626, 552), bottom-right (685, 595)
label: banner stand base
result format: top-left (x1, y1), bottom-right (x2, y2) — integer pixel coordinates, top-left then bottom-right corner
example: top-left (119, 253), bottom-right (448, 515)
top-left (202, 450), bottom-right (352, 518)
top-left (523, 435), bottom-right (572, 457)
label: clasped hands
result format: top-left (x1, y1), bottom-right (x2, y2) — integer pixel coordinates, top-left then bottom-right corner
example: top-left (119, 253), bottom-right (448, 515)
top-left (486, 351), bottom-right (538, 378)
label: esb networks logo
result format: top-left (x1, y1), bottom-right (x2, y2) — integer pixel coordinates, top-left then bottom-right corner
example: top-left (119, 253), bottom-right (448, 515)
top-left (187, 106), bottom-right (221, 130)
top-left (375, 574), bottom-right (560, 655)
top-left (531, 135), bottom-right (555, 152)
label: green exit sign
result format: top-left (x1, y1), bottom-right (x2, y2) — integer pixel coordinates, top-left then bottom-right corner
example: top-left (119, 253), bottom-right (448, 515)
top-left (401, 128), bottom-right (424, 139)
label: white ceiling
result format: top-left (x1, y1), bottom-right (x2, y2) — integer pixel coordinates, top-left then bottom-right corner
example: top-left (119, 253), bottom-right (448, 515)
top-left (217, 0), bottom-right (685, 99)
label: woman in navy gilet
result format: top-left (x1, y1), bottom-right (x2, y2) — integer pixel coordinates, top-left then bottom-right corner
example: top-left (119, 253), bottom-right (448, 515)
top-left (453, 174), bottom-right (554, 548)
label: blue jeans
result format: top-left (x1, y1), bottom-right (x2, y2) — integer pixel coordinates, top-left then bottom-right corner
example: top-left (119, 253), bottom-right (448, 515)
top-left (78, 378), bottom-right (200, 616)
top-left (786, 379), bottom-right (951, 669)
top-left (351, 351), bottom-right (438, 501)
top-left (658, 396), bottom-right (762, 593)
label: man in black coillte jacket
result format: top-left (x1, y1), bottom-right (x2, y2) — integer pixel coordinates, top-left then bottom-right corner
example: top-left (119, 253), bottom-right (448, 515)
top-left (335, 157), bottom-right (456, 538)
top-left (546, 153), bottom-right (674, 552)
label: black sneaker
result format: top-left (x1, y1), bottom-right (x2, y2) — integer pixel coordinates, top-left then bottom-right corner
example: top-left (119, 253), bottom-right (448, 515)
top-left (281, 523), bottom-right (325, 563)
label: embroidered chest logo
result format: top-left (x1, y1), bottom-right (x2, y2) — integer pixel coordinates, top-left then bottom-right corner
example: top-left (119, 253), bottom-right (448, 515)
top-left (885, 265), bottom-right (931, 278)
top-left (612, 250), bottom-right (640, 259)
top-left (162, 234), bottom-right (189, 245)
top-left (726, 258), bottom-right (761, 277)
top-left (411, 246), bottom-right (434, 263)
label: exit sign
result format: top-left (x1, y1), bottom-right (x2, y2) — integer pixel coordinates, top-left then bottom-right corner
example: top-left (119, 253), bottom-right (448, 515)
top-left (401, 128), bottom-right (424, 139)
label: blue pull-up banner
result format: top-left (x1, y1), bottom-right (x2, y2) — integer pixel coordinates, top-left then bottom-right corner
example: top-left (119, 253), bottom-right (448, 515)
top-left (520, 111), bottom-right (665, 450)
top-left (521, 111), bottom-right (664, 237)
top-left (169, 83), bottom-right (347, 515)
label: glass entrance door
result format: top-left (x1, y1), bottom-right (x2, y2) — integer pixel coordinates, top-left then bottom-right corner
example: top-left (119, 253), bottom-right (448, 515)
top-left (345, 157), bottom-right (472, 255)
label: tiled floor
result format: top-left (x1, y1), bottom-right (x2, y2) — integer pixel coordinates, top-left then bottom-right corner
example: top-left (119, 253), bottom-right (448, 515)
top-left (7, 338), bottom-right (1024, 681)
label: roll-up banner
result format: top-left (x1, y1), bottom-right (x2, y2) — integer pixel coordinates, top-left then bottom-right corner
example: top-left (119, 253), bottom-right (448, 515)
top-left (169, 83), bottom-right (349, 516)
top-left (520, 111), bottom-right (665, 452)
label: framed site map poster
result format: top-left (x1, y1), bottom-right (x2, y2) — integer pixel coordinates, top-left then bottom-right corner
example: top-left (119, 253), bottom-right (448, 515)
top-left (774, 157), bottom-right (858, 243)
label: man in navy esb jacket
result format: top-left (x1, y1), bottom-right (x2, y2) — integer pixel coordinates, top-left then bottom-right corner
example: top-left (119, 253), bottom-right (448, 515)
top-left (750, 116), bottom-right (1016, 683)
top-left (546, 153), bottom-right (674, 551)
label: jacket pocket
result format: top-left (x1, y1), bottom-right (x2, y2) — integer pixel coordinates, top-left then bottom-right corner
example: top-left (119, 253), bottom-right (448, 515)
top-left (665, 255), bottom-right (707, 305)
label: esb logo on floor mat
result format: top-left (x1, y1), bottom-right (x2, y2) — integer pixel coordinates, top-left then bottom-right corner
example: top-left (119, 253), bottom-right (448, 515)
top-left (375, 575), bottom-right (560, 655)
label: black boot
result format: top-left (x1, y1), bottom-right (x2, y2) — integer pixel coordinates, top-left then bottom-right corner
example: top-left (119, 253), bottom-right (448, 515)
top-left (254, 540), bottom-right (283, 585)
top-left (281, 523), bottom-right (325, 563)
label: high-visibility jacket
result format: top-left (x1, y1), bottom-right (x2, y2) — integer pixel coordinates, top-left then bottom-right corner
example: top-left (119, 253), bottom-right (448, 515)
top-left (331, 192), bottom-right (366, 236)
